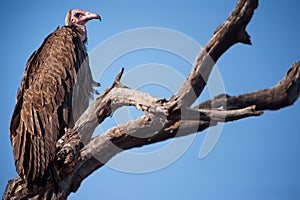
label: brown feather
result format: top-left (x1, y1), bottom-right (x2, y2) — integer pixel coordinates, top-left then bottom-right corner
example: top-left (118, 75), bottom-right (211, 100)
top-left (10, 26), bottom-right (95, 182)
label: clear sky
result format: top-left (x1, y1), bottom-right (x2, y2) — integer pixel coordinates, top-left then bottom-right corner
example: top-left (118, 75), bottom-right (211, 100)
top-left (1, 0), bottom-right (300, 199)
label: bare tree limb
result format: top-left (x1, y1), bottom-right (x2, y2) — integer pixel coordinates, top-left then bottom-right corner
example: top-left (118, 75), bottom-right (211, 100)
top-left (195, 61), bottom-right (300, 111)
top-left (56, 60), bottom-right (299, 198)
top-left (72, 68), bottom-right (169, 144)
top-left (170, 0), bottom-right (259, 106)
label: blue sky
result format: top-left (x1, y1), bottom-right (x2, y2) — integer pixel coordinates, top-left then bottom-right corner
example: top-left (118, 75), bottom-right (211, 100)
top-left (1, 0), bottom-right (300, 199)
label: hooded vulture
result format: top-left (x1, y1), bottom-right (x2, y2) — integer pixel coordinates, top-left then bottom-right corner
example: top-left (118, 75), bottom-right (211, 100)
top-left (9, 9), bottom-right (101, 183)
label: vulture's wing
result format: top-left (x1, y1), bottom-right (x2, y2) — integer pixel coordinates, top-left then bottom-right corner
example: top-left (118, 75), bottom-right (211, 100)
top-left (9, 26), bottom-right (94, 182)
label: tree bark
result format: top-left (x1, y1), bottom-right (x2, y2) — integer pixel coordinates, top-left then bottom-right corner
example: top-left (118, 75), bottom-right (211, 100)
top-left (3, 0), bottom-right (300, 199)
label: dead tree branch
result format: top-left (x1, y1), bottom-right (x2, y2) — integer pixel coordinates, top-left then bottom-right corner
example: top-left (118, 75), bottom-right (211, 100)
top-left (196, 61), bottom-right (300, 111)
top-left (170, 0), bottom-right (258, 106)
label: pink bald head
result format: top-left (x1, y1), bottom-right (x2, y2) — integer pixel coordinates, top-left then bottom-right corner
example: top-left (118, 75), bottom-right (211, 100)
top-left (65, 9), bottom-right (101, 26)
top-left (65, 9), bottom-right (101, 42)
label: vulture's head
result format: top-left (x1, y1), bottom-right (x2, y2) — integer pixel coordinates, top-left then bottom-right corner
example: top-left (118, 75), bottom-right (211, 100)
top-left (65, 9), bottom-right (101, 41)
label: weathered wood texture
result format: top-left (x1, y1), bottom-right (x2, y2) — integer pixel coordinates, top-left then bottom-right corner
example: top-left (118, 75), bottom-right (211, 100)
top-left (3, 0), bottom-right (300, 199)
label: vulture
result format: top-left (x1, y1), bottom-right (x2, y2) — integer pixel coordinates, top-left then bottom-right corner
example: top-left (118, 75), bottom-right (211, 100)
top-left (9, 9), bottom-right (101, 183)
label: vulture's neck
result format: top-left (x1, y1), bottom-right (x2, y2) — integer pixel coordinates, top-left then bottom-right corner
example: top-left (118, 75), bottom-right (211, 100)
top-left (74, 24), bottom-right (87, 42)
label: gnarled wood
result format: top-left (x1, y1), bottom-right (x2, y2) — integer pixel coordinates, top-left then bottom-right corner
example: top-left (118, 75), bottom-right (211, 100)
top-left (195, 61), bottom-right (300, 111)
top-left (170, 0), bottom-right (258, 106)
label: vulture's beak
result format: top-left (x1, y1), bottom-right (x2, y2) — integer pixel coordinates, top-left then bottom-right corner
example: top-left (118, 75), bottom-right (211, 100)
top-left (85, 12), bottom-right (101, 22)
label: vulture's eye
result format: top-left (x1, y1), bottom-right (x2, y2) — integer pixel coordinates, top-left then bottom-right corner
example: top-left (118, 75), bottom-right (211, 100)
top-left (74, 13), bottom-right (81, 18)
